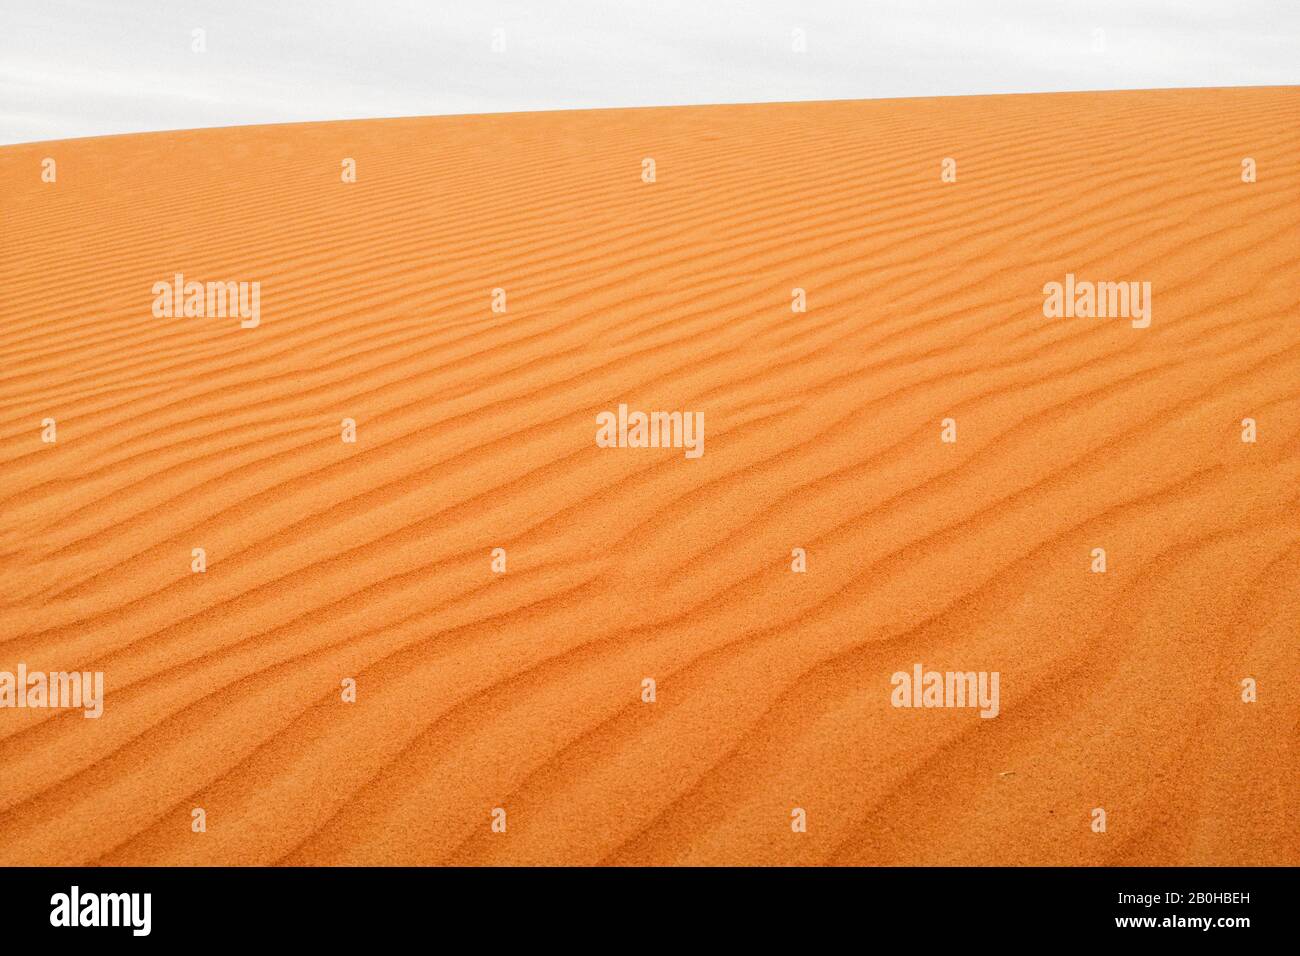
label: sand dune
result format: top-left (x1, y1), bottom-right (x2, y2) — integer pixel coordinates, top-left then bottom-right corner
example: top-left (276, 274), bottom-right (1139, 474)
top-left (0, 87), bottom-right (1296, 866)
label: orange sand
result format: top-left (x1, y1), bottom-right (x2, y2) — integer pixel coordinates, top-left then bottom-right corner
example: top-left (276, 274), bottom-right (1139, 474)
top-left (0, 88), bottom-right (1297, 866)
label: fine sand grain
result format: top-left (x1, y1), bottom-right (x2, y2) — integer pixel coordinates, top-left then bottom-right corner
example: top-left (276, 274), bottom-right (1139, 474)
top-left (0, 87), bottom-right (1297, 865)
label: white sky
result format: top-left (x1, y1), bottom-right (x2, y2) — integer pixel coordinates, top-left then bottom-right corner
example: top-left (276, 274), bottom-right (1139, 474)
top-left (2, 0), bottom-right (1297, 145)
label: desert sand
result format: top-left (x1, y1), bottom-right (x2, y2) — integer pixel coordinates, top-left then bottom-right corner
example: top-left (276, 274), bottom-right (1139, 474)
top-left (0, 87), bottom-right (1296, 866)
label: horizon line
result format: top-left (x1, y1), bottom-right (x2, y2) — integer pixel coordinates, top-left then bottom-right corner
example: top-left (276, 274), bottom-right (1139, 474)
top-left (5, 83), bottom-right (1297, 150)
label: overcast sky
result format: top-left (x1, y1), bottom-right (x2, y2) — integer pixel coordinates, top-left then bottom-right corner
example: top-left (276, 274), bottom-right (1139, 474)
top-left (2, 0), bottom-right (1297, 145)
